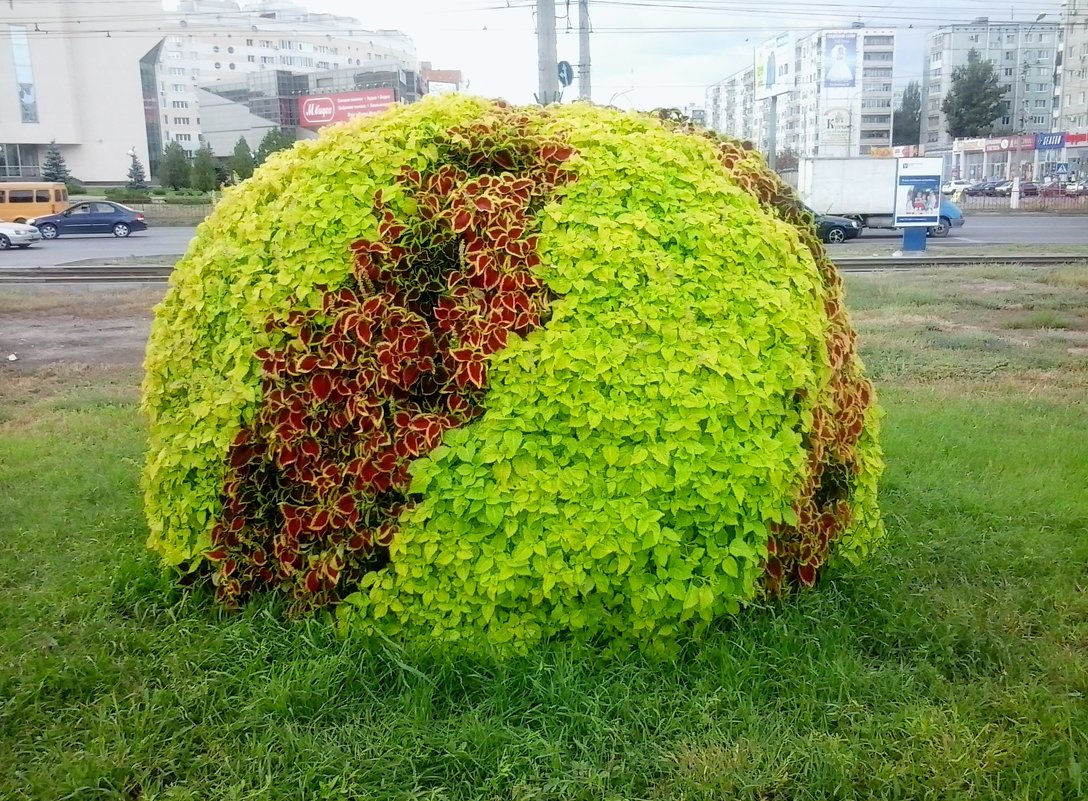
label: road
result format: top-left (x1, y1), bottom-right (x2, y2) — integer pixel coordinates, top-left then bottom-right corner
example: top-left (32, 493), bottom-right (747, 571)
top-left (849, 214), bottom-right (1088, 247)
top-left (0, 227), bottom-right (196, 267)
top-left (2, 214), bottom-right (1088, 268)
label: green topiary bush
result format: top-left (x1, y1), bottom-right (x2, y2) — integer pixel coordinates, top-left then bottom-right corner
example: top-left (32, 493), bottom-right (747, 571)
top-left (143, 96), bottom-right (883, 656)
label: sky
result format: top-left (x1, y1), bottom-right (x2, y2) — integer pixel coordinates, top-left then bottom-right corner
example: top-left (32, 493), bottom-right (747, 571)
top-left (197, 0), bottom-right (1062, 110)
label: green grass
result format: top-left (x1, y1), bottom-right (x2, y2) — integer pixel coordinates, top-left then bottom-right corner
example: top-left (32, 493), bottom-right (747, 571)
top-left (1, 268), bottom-right (1087, 800)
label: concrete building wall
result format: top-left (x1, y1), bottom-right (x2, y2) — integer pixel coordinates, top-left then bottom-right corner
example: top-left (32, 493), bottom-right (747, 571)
top-left (0, 0), bottom-right (164, 182)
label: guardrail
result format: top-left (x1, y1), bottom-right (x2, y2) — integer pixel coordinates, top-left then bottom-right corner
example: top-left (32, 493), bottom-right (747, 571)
top-left (3, 254), bottom-right (1087, 285)
top-left (956, 194), bottom-right (1088, 213)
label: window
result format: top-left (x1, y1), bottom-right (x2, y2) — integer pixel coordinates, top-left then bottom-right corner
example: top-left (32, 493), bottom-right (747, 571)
top-left (176, 133), bottom-right (192, 141)
top-left (1001, 116), bottom-right (1011, 125)
top-left (1005, 51), bottom-right (1014, 60)
top-left (172, 83), bottom-right (185, 91)
top-left (214, 62), bottom-right (221, 69)
top-left (35, 189), bottom-right (50, 202)
top-left (861, 114), bottom-right (890, 123)
top-left (865, 51), bottom-right (893, 62)
top-left (246, 38), bottom-right (254, 46)
top-left (279, 39), bottom-right (296, 50)
top-left (970, 34), bottom-right (979, 42)
top-left (261, 56), bottom-right (274, 65)
top-left (8, 190), bottom-right (33, 202)
top-left (227, 46), bottom-right (234, 54)
top-left (863, 67), bottom-right (892, 77)
top-left (229, 62), bottom-right (236, 70)
top-left (173, 116), bottom-right (190, 125)
top-left (927, 131), bottom-right (939, 143)
top-left (8, 26), bottom-right (38, 123)
top-left (1025, 33), bottom-right (1034, 43)
top-left (1004, 67), bottom-right (1014, 76)
top-left (260, 40), bottom-right (273, 48)
top-left (1037, 67), bottom-right (1049, 77)
top-left (168, 36), bottom-right (182, 45)
top-left (1036, 83), bottom-right (1048, 92)
top-left (168, 51), bottom-right (183, 60)
top-left (213, 45), bottom-right (220, 53)
top-left (1035, 99), bottom-right (1047, 108)
top-left (860, 130), bottom-right (887, 140)
top-left (248, 55), bottom-right (256, 62)
top-left (316, 60), bottom-right (330, 69)
top-left (864, 35), bottom-right (893, 46)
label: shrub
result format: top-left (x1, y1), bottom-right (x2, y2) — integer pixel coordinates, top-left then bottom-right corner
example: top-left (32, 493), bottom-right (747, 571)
top-left (143, 96), bottom-right (883, 656)
top-left (67, 183), bottom-right (87, 195)
top-left (161, 195), bottom-right (214, 206)
top-left (151, 188), bottom-right (168, 196)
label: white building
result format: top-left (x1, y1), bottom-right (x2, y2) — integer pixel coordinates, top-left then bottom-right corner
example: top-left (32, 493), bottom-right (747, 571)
top-left (707, 27), bottom-right (895, 160)
top-left (921, 18), bottom-right (1061, 155)
top-left (1056, 0), bottom-right (1088, 130)
top-left (1, 0), bottom-right (165, 183)
top-left (156, 0), bottom-right (416, 166)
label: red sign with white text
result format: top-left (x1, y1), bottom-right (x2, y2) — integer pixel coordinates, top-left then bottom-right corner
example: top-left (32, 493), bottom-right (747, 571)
top-left (298, 89), bottom-right (395, 128)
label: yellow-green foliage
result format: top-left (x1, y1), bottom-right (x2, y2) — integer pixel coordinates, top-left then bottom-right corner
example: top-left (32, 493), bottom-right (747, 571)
top-left (143, 97), bottom-right (883, 655)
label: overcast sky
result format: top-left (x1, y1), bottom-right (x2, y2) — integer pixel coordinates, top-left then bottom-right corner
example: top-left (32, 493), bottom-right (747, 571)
top-left (225, 0), bottom-right (1061, 109)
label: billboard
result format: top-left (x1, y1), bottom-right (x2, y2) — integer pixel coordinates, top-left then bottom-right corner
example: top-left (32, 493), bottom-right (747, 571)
top-left (298, 89), bottom-right (395, 128)
top-left (754, 33), bottom-right (793, 100)
top-left (893, 157), bottom-right (944, 228)
top-left (823, 33), bottom-right (858, 88)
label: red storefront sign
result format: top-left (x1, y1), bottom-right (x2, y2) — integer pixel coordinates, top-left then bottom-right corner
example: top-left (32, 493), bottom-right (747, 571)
top-left (298, 89), bottom-right (395, 128)
top-left (1067, 132), bottom-right (1088, 147)
top-left (984, 135), bottom-right (1036, 153)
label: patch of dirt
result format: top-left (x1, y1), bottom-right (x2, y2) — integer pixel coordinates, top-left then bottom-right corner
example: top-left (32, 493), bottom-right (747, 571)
top-left (0, 286), bottom-right (164, 372)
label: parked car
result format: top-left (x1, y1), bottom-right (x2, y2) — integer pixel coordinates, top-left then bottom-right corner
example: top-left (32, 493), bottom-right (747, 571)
top-left (1066, 180), bottom-right (1088, 196)
top-left (0, 219), bottom-right (44, 250)
top-left (965, 180), bottom-right (1001, 196)
top-left (941, 179), bottom-right (974, 194)
top-left (993, 181), bottom-right (1039, 197)
top-left (814, 213), bottom-right (861, 244)
top-left (28, 201), bottom-right (148, 239)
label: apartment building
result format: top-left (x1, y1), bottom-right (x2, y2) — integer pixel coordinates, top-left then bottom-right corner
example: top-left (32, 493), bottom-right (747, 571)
top-left (706, 26), bottom-right (895, 159)
top-left (921, 18), bottom-right (1060, 156)
top-left (1056, 0), bottom-right (1088, 130)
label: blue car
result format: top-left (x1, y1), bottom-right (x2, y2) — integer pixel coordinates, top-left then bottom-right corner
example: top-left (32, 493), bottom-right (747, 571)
top-left (931, 198), bottom-right (965, 237)
top-left (29, 201), bottom-right (148, 239)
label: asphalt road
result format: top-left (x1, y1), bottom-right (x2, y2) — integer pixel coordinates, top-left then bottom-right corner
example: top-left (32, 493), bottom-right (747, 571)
top-left (0, 227), bottom-right (196, 268)
top-left (850, 214), bottom-right (1088, 247)
top-left (2, 214), bottom-right (1087, 268)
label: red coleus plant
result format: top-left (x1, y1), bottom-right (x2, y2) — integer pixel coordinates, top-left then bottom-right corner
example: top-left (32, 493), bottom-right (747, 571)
top-left (204, 108), bottom-right (576, 613)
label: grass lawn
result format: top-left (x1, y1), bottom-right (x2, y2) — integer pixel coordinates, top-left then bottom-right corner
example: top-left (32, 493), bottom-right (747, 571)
top-left (1, 266), bottom-right (1086, 800)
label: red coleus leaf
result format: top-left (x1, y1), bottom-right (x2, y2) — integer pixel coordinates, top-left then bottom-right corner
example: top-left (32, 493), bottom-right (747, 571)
top-left (797, 563), bottom-right (818, 587)
top-left (474, 196), bottom-right (495, 213)
top-left (204, 547), bottom-right (229, 562)
top-left (294, 354), bottom-right (320, 375)
top-left (304, 570), bottom-right (323, 594)
top-left (451, 208), bottom-right (473, 233)
top-left (310, 373), bottom-right (333, 403)
top-left (308, 508), bottom-right (331, 533)
top-left (765, 556), bottom-right (784, 580)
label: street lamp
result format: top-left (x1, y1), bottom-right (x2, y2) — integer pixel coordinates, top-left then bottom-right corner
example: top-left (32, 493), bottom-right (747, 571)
top-left (1011, 13), bottom-right (1048, 208)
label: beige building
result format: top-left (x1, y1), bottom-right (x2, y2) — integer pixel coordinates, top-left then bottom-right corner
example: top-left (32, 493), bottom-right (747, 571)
top-left (1056, 0), bottom-right (1088, 130)
top-left (0, 0), bottom-right (165, 183)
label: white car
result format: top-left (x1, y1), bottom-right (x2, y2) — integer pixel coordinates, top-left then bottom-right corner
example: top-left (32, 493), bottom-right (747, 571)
top-left (941, 179), bottom-right (974, 194)
top-left (0, 219), bottom-right (43, 250)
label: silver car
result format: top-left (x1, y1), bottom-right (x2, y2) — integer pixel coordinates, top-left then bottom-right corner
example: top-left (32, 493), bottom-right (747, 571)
top-left (0, 219), bottom-right (43, 250)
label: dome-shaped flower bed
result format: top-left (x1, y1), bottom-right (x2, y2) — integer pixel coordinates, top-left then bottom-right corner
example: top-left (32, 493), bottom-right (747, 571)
top-left (142, 96), bottom-right (883, 655)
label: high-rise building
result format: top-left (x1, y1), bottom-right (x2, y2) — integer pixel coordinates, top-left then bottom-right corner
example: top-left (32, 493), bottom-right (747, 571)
top-left (1056, 0), bottom-right (1088, 130)
top-left (157, 0), bottom-right (417, 167)
top-left (1, 0), bottom-right (166, 182)
top-left (921, 18), bottom-right (1060, 158)
top-left (706, 27), bottom-right (895, 160)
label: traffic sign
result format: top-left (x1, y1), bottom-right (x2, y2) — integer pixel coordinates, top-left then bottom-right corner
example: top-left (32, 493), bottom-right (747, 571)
top-left (557, 61), bottom-right (574, 88)
top-left (1054, 163), bottom-right (1069, 175)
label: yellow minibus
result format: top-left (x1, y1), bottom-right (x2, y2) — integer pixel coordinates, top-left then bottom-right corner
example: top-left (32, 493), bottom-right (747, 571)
top-left (0, 182), bottom-right (70, 223)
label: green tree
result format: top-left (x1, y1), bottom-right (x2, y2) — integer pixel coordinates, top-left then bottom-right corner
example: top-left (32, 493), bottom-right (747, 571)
top-left (228, 136), bottom-right (255, 181)
top-left (892, 81), bottom-right (921, 146)
top-left (191, 142), bottom-right (218, 192)
top-left (160, 141), bottom-right (191, 190)
top-left (126, 153), bottom-right (149, 190)
top-left (255, 128), bottom-right (296, 166)
top-left (941, 50), bottom-right (1006, 139)
top-left (41, 140), bottom-right (72, 184)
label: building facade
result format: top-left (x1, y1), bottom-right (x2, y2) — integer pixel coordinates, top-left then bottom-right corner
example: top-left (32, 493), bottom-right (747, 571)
top-left (921, 17), bottom-right (1060, 163)
top-left (1056, 0), bottom-right (1088, 130)
top-left (156, 0), bottom-right (417, 164)
top-left (1, 0), bottom-right (165, 182)
top-left (707, 27), bottom-right (895, 160)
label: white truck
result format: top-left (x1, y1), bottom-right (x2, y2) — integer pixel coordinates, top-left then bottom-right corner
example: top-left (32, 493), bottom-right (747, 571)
top-left (795, 157), bottom-right (964, 237)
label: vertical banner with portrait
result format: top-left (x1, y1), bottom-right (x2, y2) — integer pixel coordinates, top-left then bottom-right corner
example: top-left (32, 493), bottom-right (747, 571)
top-left (822, 33), bottom-right (857, 89)
top-left (893, 158), bottom-right (944, 227)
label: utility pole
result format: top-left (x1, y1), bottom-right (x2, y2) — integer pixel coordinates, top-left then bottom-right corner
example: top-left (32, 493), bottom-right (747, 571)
top-left (536, 0), bottom-right (560, 105)
top-left (578, 0), bottom-right (591, 101)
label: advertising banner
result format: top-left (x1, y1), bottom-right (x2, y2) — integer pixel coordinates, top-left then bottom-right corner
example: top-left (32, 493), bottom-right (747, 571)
top-left (1067, 132), bottom-right (1088, 147)
top-left (298, 89), bottom-right (395, 128)
top-left (823, 33), bottom-right (858, 88)
top-left (821, 106), bottom-right (851, 144)
top-left (984, 135), bottom-right (1035, 153)
top-left (754, 33), bottom-right (793, 100)
top-left (1034, 132), bottom-right (1065, 150)
top-left (893, 157), bottom-right (944, 228)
